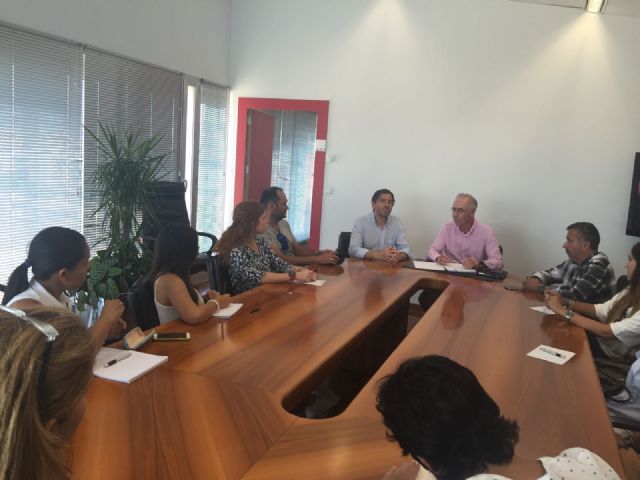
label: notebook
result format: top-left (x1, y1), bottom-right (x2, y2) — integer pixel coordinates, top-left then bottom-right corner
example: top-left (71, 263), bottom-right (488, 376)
top-left (93, 347), bottom-right (168, 383)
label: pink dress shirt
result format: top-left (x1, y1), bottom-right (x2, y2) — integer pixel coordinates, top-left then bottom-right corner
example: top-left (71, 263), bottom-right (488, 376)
top-left (427, 220), bottom-right (503, 270)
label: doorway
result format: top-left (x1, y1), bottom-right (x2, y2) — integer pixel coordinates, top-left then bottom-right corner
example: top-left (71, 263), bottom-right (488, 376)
top-left (235, 98), bottom-right (329, 249)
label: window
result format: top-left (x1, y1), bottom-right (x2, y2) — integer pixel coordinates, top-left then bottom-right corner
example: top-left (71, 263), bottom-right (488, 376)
top-left (195, 81), bottom-right (228, 240)
top-left (0, 22), bottom-right (229, 296)
top-left (0, 25), bottom-right (83, 288)
top-left (83, 47), bottom-right (182, 250)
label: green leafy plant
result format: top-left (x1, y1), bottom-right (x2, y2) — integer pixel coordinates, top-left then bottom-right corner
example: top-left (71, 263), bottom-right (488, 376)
top-left (77, 123), bottom-right (169, 308)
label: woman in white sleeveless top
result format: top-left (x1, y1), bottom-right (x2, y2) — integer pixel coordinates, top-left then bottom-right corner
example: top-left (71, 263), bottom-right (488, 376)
top-left (151, 224), bottom-right (230, 325)
top-left (2, 226), bottom-right (124, 345)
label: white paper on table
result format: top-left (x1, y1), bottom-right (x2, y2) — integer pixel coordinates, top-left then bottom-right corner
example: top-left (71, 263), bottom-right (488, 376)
top-left (212, 303), bottom-right (243, 319)
top-left (297, 279), bottom-right (325, 286)
top-left (94, 347), bottom-right (168, 383)
top-left (530, 305), bottom-right (555, 315)
top-left (527, 344), bottom-right (575, 365)
top-left (412, 261), bottom-right (475, 273)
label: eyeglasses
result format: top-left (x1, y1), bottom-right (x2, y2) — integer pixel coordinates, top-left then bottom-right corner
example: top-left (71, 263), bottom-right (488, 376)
top-left (0, 305), bottom-right (59, 411)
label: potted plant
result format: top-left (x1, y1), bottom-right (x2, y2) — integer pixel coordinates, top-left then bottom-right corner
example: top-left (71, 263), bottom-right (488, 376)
top-left (76, 123), bottom-right (169, 312)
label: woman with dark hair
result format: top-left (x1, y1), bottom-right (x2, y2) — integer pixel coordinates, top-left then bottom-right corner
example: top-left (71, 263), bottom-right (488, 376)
top-left (376, 355), bottom-right (518, 480)
top-left (215, 201), bottom-right (316, 294)
top-left (546, 242), bottom-right (640, 362)
top-left (0, 306), bottom-right (97, 480)
top-left (3, 227), bottom-right (124, 345)
top-left (151, 223), bottom-right (231, 324)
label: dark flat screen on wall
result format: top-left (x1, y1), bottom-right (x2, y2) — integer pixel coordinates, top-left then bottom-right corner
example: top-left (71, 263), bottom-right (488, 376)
top-left (626, 153), bottom-right (640, 237)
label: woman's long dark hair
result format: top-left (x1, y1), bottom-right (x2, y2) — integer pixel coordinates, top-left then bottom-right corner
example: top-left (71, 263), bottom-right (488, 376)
top-left (214, 201), bottom-right (264, 264)
top-left (3, 227), bottom-right (88, 305)
top-left (606, 241), bottom-right (640, 323)
top-left (376, 355), bottom-right (519, 480)
top-left (148, 224), bottom-right (200, 304)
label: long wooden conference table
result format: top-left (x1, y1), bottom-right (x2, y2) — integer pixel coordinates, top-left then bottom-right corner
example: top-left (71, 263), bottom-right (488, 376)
top-left (71, 259), bottom-right (625, 479)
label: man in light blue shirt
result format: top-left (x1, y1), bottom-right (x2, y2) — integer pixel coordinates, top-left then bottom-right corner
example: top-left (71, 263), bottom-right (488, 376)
top-left (349, 188), bottom-right (412, 262)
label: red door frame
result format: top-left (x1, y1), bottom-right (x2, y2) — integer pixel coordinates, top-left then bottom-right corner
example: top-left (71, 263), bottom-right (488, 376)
top-left (235, 98), bottom-right (329, 250)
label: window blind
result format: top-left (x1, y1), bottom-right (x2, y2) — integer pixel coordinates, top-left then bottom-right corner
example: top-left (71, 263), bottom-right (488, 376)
top-left (269, 110), bottom-right (317, 241)
top-left (196, 81), bottom-right (228, 240)
top-left (0, 25), bottom-right (83, 289)
top-left (83, 48), bottom-right (182, 251)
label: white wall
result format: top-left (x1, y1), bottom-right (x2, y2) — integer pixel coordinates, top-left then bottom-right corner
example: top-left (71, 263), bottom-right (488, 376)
top-left (0, 0), bottom-right (230, 84)
top-left (230, 0), bottom-right (640, 277)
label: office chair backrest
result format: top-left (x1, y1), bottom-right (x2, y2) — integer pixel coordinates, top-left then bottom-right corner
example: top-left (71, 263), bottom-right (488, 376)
top-left (143, 181), bottom-right (190, 252)
top-left (128, 277), bottom-right (160, 330)
top-left (208, 254), bottom-right (229, 294)
top-left (337, 232), bottom-right (351, 259)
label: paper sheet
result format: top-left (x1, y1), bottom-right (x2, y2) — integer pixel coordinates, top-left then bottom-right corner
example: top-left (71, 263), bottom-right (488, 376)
top-left (94, 347), bottom-right (168, 383)
top-left (297, 279), bottom-right (325, 286)
top-left (212, 303), bottom-right (243, 319)
top-left (412, 261), bottom-right (475, 273)
top-left (527, 344), bottom-right (575, 365)
top-left (530, 305), bottom-right (555, 315)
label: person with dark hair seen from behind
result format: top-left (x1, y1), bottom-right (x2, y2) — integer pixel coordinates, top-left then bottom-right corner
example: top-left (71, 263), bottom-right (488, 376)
top-left (377, 356), bottom-right (621, 480)
top-left (3, 226), bottom-right (125, 346)
top-left (523, 222), bottom-right (615, 304)
top-left (150, 224), bottom-right (231, 325)
top-left (0, 306), bottom-right (97, 480)
top-left (377, 355), bottom-right (518, 480)
top-left (260, 186), bottom-right (339, 266)
top-left (545, 242), bottom-right (640, 362)
top-left (349, 188), bottom-right (412, 262)
top-left (215, 201), bottom-right (316, 294)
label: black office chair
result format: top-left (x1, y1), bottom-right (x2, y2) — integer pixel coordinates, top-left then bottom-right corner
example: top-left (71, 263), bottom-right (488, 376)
top-left (617, 275), bottom-right (629, 293)
top-left (127, 277), bottom-right (160, 330)
top-left (0, 283), bottom-right (5, 305)
top-left (142, 181), bottom-right (218, 289)
top-left (337, 232), bottom-right (351, 260)
top-left (209, 254), bottom-right (230, 294)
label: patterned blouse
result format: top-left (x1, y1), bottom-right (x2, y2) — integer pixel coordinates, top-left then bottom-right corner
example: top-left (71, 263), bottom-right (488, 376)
top-left (228, 236), bottom-right (294, 294)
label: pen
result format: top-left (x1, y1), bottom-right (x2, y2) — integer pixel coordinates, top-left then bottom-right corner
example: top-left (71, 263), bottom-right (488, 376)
top-left (104, 352), bottom-right (132, 368)
top-left (540, 346), bottom-right (566, 359)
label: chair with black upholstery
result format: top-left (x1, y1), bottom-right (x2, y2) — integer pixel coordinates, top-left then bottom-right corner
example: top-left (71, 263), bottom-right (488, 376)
top-left (127, 277), bottom-right (160, 330)
top-left (209, 254), bottom-right (229, 294)
top-left (142, 181), bottom-right (218, 289)
top-left (337, 232), bottom-right (351, 260)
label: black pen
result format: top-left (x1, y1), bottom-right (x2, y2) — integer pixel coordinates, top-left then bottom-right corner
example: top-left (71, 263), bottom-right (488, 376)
top-left (104, 352), bottom-right (132, 368)
top-left (540, 346), bottom-right (565, 359)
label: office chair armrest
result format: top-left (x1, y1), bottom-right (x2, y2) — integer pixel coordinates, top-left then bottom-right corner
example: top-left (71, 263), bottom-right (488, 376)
top-left (196, 231), bottom-right (217, 255)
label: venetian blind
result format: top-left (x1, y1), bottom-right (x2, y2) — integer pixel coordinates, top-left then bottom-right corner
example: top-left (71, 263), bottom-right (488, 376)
top-left (196, 81), bottom-right (228, 241)
top-left (269, 110), bottom-right (317, 241)
top-left (0, 25), bottom-right (83, 290)
top-left (83, 48), bottom-right (182, 251)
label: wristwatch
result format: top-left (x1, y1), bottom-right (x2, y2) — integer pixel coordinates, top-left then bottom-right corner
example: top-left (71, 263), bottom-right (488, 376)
top-left (288, 270), bottom-right (296, 281)
top-left (563, 308), bottom-right (575, 321)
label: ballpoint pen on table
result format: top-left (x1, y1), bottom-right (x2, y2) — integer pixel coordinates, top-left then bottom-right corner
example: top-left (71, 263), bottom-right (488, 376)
top-left (104, 352), bottom-right (132, 368)
top-left (540, 346), bottom-right (566, 359)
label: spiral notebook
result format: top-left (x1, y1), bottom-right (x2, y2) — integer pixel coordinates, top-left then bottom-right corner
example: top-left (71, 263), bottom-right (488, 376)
top-left (93, 347), bottom-right (168, 383)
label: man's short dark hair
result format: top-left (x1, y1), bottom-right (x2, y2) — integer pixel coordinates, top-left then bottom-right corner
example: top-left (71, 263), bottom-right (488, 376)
top-left (567, 222), bottom-right (600, 252)
top-left (371, 188), bottom-right (395, 204)
top-left (376, 355), bottom-right (518, 480)
top-left (260, 186), bottom-right (283, 207)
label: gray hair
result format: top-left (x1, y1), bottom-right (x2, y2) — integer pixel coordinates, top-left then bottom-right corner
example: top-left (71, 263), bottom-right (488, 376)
top-left (456, 193), bottom-right (478, 210)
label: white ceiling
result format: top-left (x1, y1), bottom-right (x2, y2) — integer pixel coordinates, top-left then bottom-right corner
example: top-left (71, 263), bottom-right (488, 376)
top-left (511, 0), bottom-right (640, 17)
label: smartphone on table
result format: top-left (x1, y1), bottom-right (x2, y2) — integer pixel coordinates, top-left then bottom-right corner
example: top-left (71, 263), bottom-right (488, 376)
top-left (153, 332), bottom-right (190, 341)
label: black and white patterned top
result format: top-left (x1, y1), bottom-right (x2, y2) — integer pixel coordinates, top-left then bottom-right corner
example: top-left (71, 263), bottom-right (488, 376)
top-left (228, 236), bottom-right (294, 294)
top-left (530, 252), bottom-right (616, 303)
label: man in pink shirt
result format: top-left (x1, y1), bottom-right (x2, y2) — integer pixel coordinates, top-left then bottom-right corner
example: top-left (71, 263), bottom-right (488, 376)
top-left (427, 193), bottom-right (503, 270)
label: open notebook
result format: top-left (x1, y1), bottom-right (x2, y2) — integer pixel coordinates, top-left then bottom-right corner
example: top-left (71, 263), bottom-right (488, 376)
top-left (93, 347), bottom-right (168, 384)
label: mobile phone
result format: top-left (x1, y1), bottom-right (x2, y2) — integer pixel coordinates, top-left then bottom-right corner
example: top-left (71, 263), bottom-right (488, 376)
top-left (153, 332), bottom-right (191, 341)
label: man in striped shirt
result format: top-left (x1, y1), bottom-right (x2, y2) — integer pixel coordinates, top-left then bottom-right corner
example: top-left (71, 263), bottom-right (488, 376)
top-left (523, 222), bottom-right (616, 303)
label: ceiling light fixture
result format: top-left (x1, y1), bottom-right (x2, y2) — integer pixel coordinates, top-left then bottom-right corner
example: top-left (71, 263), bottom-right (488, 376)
top-left (585, 0), bottom-right (607, 13)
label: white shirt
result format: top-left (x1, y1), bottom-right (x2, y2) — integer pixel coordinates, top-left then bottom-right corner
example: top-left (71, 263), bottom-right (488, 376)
top-left (594, 288), bottom-right (640, 361)
top-left (7, 279), bottom-right (73, 310)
